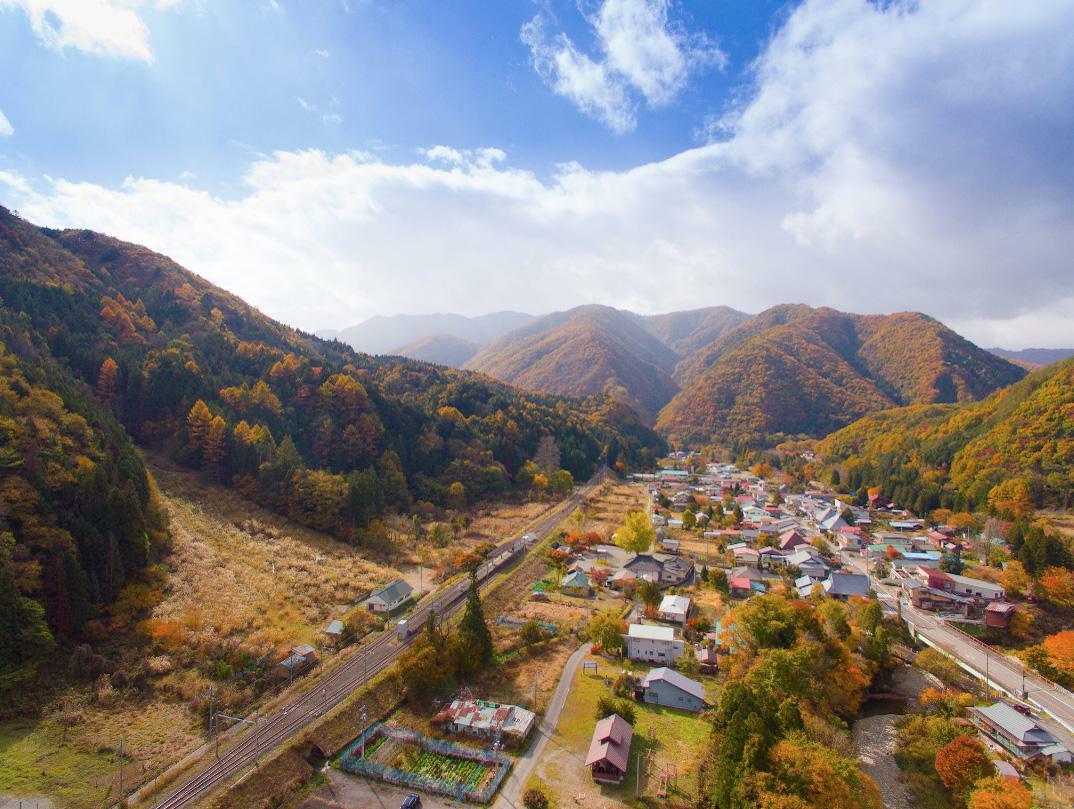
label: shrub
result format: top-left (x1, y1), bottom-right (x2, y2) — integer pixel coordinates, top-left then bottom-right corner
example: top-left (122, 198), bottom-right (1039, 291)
top-left (967, 775), bottom-right (1033, 809)
top-left (596, 694), bottom-right (636, 725)
top-left (915, 647), bottom-right (963, 686)
top-left (522, 788), bottom-right (549, 809)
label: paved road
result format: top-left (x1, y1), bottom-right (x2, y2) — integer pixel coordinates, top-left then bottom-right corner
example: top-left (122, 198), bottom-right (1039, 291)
top-left (842, 553), bottom-right (1074, 741)
top-left (143, 478), bottom-right (600, 809)
top-left (493, 643), bottom-right (588, 809)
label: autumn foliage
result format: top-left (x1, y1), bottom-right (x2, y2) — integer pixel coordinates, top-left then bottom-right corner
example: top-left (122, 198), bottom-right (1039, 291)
top-left (817, 357), bottom-right (1074, 515)
top-left (967, 776), bottom-right (1033, 809)
top-left (934, 735), bottom-right (993, 796)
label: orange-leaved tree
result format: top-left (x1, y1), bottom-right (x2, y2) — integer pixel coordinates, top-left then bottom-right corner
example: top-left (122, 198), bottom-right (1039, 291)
top-left (935, 735), bottom-right (992, 797)
top-left (1042, 629), bottom-right (1074, 676)
top-left (1038, 566), bottom-right (1074, 610)
top-left (967, 775), bottom-right (1033, 809)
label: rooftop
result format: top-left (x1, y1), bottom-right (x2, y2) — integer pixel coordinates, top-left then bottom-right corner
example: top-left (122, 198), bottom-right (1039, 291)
top-left (659, 594), bottom-right (690, 613)
top-left (973, 702), bottom-right (1058, 746)
top-left (585, 714), bottom-right (633, 771)
top-left (643, 666), bottom-right (705, 701)
top-left (627, 623), bottom-right (677, 642)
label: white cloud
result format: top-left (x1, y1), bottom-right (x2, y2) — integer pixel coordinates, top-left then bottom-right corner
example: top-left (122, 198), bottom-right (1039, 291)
top-left (0, 109), bottom-right (13, 136)
top-left (313, 48), bottom-right (330, 59)
top-left (296, 96), bottom-right (343, 126)
top-left (3, 0), bottom-right (1074, 347)
top-left (0, 0), bottom-right (187, 62)
top-left (521, 0), bottom-right (725, 132)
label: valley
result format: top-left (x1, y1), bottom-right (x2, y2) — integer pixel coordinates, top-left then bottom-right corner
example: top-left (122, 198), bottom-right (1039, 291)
top-left (1, 211), bottom-right (1072, 809)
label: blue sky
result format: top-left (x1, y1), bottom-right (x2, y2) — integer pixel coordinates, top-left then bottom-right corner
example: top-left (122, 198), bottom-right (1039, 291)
top-left (2, 1), bottom-right (1074, 347)
top-left (0, 1), bottom-right (784, 189)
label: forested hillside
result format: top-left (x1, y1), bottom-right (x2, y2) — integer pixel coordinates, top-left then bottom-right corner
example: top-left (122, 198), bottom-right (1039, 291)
top-left (0, 313), bottom-right (168, 693)
top-left (816, 357), bottom-right (1074, 515)
top-left (633, 305), bottom-right (750, 359)
top-left (0, 207), bottom-right (663, 694)
top-left (657, 305), bottom-right (1024, 448)
top-left (465, 304), bottom-right (681, 421)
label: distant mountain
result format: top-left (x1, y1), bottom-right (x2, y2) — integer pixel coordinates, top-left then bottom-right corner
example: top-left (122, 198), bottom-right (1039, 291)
top-left (392, 333), bottom-right (479, 367)
top-left (817, 357), bottom-right (1074, 514)
top-left (465, 304), bottom-right (681, 422)
top-left (320, 311), bottom-right (535, 355)
top-left (656, 305), bottom-right (1025, 447)
top-left (988, 347), bottom-right (1074, 370)
top-left (633, 306), bottom-right (751, 358)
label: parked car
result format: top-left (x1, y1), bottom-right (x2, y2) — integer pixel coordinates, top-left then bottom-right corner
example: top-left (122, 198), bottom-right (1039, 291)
top-left (401, 794), bottom-right (422, 809)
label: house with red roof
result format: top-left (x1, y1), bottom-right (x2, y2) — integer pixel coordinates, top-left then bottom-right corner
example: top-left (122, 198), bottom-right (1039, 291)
top-left (778, 528), bottom-right (808, 551)
top-left (585, 714), bottom-right (633, 783)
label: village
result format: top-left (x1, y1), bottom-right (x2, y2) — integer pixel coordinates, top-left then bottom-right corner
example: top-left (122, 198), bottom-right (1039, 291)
top-left (280, 453), bottom-right (1073, 809)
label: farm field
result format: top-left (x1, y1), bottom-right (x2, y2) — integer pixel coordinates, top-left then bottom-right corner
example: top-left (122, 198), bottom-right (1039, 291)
top-left (340, 724), bottom-right (509, 802)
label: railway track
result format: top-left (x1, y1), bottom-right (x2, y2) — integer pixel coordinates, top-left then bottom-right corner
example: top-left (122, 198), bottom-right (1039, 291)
top-left (149, 480), bottom-right (597, 809)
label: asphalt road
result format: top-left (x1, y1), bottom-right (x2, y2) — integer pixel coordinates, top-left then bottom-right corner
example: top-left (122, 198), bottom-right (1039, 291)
top-left (492, 643), bottom-right (588, 809)
top-left (146, 480), bottom-right (598, 809)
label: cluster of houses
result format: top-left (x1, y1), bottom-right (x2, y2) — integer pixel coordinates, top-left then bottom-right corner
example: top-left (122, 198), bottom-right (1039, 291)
top-left (276, 578), bottom-right (418, 681)
top-left (551, 546), bottom-right (696, 600)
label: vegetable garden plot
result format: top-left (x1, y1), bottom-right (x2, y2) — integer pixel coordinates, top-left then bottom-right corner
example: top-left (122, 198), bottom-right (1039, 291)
top-left (339, 722), bottom-right (511, 803)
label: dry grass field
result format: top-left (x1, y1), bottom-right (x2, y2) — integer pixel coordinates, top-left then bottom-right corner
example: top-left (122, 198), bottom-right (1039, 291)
top-left (581, 482), bottom-right (646, 538)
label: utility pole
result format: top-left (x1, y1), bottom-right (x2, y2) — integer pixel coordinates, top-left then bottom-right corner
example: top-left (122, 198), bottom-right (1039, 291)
top-left (208, 685), bottom-right (214, 742)
top-left (118, 735), bottom-right (125, 797)
top-left (254, 709), bottom-right (260, 763)
top-left (636, 751), bottom-right (642, 798)
top-left (360, 704), bottom-right (368, 759)
top-left (985, 648), bottom-right (990, 699)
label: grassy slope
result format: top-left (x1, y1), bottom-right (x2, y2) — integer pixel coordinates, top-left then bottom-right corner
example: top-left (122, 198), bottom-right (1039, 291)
top-left (545, 660), bottom-right (715, 806)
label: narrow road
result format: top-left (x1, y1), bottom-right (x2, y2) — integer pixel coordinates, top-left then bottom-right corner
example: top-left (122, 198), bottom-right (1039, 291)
top-left (142, 478), bottom-right (600, 809)
top-left (494, 643), bottom-right (588, 809)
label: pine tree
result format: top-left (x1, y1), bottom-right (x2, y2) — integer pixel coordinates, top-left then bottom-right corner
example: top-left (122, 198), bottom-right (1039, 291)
top-left (96, 357), bottom-right (118, 403)
top-left (203, 415), bottom-right (228, 468)
top-left (378, 450), bottom-right (411, 511)
top-left (186, 400), bottom-right (213, 457)
top-left (457, 571), bottom-right (494, 671)
top-left (534, 434), bottom-right (560, 476)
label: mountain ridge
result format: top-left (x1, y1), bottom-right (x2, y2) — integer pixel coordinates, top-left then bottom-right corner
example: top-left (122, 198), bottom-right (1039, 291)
top-left (392, 333), bottom-right (480, 367)
top-left (656, 305), bottom-right (1025, 447)
top-left (0, 206), bottom-right (664, 694)
top-left (320, 310), bottom-right (535, 355)
top-left (465, 304), bottom-right (681, 422)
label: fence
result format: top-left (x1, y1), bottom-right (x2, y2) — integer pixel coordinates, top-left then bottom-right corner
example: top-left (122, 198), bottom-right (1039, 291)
top-left (339, 722), bottom-right (511, 804)
top-left (496, 615), bottom-right (557, 633)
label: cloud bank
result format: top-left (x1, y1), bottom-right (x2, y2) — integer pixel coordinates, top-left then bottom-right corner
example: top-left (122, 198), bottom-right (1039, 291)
top-left (3, 0), bottom-right (1074, 347)
top-left (521, 0), bottom-right (725, 133)
top-left (0, 0), bottom-right (188, 62)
